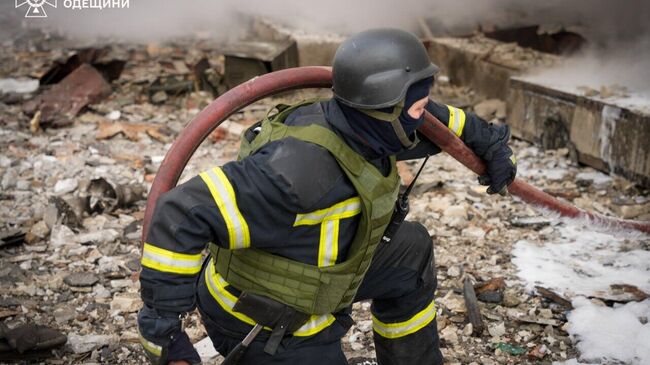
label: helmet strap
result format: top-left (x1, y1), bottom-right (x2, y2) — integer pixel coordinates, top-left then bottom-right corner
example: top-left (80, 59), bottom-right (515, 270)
top-left (357, 100), bottom-right (418, 149)
top-left (390, 118), bottom-right (419, 149)
top-left (357, 100), bottom-right (404, 122)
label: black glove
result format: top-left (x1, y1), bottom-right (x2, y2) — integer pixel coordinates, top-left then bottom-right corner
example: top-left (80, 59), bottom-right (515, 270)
top-left (137, 306), bottom-right (201, 365)
top-left (478, 146), bottom-right (517, 195)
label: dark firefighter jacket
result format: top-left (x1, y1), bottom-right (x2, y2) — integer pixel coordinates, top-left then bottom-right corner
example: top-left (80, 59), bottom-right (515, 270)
top-left (139, 98), bottom-right (510, 340)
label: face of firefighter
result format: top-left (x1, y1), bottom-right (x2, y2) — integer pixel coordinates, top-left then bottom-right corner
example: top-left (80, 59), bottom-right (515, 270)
top-left (407, 96), bottom-right (429, 119)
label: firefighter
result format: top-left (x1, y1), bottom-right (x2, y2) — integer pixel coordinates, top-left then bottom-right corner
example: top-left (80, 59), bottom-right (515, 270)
top-left (137, 28), bottom-right (516, 365)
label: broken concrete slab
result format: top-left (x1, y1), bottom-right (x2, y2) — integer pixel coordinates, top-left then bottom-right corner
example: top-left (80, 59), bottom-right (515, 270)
top-left (423, 35), bottom-right (559, 100)
top-left (507, 77), bottom-right (650, 187)
top-left (251, 18), bottom-right (344, 67)
top-left (222, 39), bottom-right (299, 88)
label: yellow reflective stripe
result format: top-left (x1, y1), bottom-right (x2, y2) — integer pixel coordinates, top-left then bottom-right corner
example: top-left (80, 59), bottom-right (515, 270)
top-left (199, 167), bottom-right (250, 249)
top-left (140, 243), bottom-right (203, 275)
top-left (204, 259), bottom-right (260, 326)
top-left (139, 330), bottom-right (162, 356)
top-left (318, 219), bottom-right (339, 267)
top-left (293, 314), bottom-right (337, 337)
top-left (294, 197), bottom-right (361, 226)
top-left (204, 259), bottom-right (334, 336)
top-left (510, 155), bottom-right (517, 164)
top-left (446, 105), bottom-right (466, 137)
top-left (372, 300), bottom-right (437, 339)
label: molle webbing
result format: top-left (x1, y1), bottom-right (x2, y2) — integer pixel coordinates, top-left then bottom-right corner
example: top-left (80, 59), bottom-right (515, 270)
top-left (211, 101), bottom-right (399, 315)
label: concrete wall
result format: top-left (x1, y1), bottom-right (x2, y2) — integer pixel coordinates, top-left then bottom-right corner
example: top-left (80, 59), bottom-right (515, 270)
top-left (250, 19), bottom-right (343, 67)
top-left (508, 78), bottom-right (650, 187)
top-left (424, 38), bottom-right (515, 100)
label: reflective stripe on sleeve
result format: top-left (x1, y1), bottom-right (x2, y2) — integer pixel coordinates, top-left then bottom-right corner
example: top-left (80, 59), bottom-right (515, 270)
top-left (446, 105), bottom-right (466, 137)
top-left (318, 219), bottom-right (339, 267)
top-left (138, 329), bottom-right (163, 357)
top-left (204, 258), bottom-right (335, 336)
top-left (140, 243), bottom-right (203, 275)
top-left (372, 300), bottom-right (437, 339)
top-left (199, 167), bottom-right (251, 249)
top-left (293, 197), bottom-right (361, 226)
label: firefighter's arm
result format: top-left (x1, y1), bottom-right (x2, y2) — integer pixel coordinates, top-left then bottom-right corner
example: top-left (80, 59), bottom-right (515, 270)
top-left (138, 175), bottom-right (218, 364)
top-left (398, 99), bottom-right (516, 193)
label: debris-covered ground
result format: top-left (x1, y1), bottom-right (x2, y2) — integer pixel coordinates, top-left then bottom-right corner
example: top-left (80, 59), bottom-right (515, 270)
top-left (1, 30), bottom-right (649, 365)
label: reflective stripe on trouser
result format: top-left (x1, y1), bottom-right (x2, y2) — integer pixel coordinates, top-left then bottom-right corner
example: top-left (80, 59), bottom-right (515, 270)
top-left (355, 221), bottom-right (443, 365)
top-left (138, 328), bottom-right (162, 357)
top-left (202, 257), bottom-right (336, 337)
top-left (372, 299), bottom-right (436, 339)
top-left (140, 243), bottom-right (203, 275)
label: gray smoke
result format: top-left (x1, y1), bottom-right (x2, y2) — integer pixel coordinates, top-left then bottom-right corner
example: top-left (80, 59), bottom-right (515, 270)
top-left (3, 0), bottom-right (649, 91)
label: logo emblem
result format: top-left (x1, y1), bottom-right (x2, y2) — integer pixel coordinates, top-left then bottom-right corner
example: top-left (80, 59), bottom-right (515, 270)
top-left (15, 0), bottom-right (57, 18)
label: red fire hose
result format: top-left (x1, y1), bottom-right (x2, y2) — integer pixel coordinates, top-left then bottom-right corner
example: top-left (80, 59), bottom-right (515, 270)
top-left (143, 66), bottom-right (650, 239)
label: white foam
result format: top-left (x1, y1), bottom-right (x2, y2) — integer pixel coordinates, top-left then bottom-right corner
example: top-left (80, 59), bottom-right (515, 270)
top-left (512, 220), bottom-right (650, 364)
top-left (563, 297), bottom-right (650, 365)
top-left (512, 223), bottom-right (650, 296)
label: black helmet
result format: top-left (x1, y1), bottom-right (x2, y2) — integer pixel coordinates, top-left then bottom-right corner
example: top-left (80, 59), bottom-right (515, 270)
top-left (332, 28), bottom-right (439, 109)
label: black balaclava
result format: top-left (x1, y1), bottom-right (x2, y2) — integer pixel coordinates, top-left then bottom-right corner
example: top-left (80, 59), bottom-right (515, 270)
top-left (337, 77), bottom-right (434, 158)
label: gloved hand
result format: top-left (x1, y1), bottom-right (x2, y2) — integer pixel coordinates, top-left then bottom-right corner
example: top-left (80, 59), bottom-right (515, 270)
top-left (137, 306), bottom-right (201, 365)
top-left (478, 146), bottom-right (517, 195)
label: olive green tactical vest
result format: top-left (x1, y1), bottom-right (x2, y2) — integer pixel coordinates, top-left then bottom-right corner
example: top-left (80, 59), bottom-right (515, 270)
top-left (209, 101), bottom-right (400, 315)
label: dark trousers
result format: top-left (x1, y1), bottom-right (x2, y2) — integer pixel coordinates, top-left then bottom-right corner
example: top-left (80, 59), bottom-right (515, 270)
top-left (197, 221), bottom-right (443, 364)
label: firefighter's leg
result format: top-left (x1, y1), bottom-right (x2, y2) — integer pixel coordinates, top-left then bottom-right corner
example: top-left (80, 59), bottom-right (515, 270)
top-left (355, 220), bottom-right (443, 365)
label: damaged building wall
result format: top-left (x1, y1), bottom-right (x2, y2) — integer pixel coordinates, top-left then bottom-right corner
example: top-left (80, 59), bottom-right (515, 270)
top-left (507, 78), bottom-right (650, 187)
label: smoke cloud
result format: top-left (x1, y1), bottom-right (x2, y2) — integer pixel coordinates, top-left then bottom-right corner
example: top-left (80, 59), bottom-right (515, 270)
top-left (3, 0), bottom-right (649, 91)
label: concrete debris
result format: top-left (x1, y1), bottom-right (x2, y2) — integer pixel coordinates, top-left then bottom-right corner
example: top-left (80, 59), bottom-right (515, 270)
top-left (27, 220), bottom-right (50, 242)
top-left (488, 322), bottom-right (506, 338)
top-left (54, 178), bottom-right (79, 195)
top-left (49, 224), bottom-right (76, 247)
top-left (0, 77), bottom-right (39, 94)
top-left (0, 29), bottom-right (646, 365)
top-left (67, 334), bottom-right (118, 354)
top-left (64, 272), bottom-right (100, 287)
top-left (110, 293), bottom-right (141, 313)
top-left (76, 229), bottom-right (120, 245)
top-left (54, 307), bottom-right (77, 324)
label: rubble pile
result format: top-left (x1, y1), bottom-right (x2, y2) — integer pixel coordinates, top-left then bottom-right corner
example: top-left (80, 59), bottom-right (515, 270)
top-left (1, 31), bottom-right (648, 364)
top-left (433, 34), bottom-right (560, 71)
